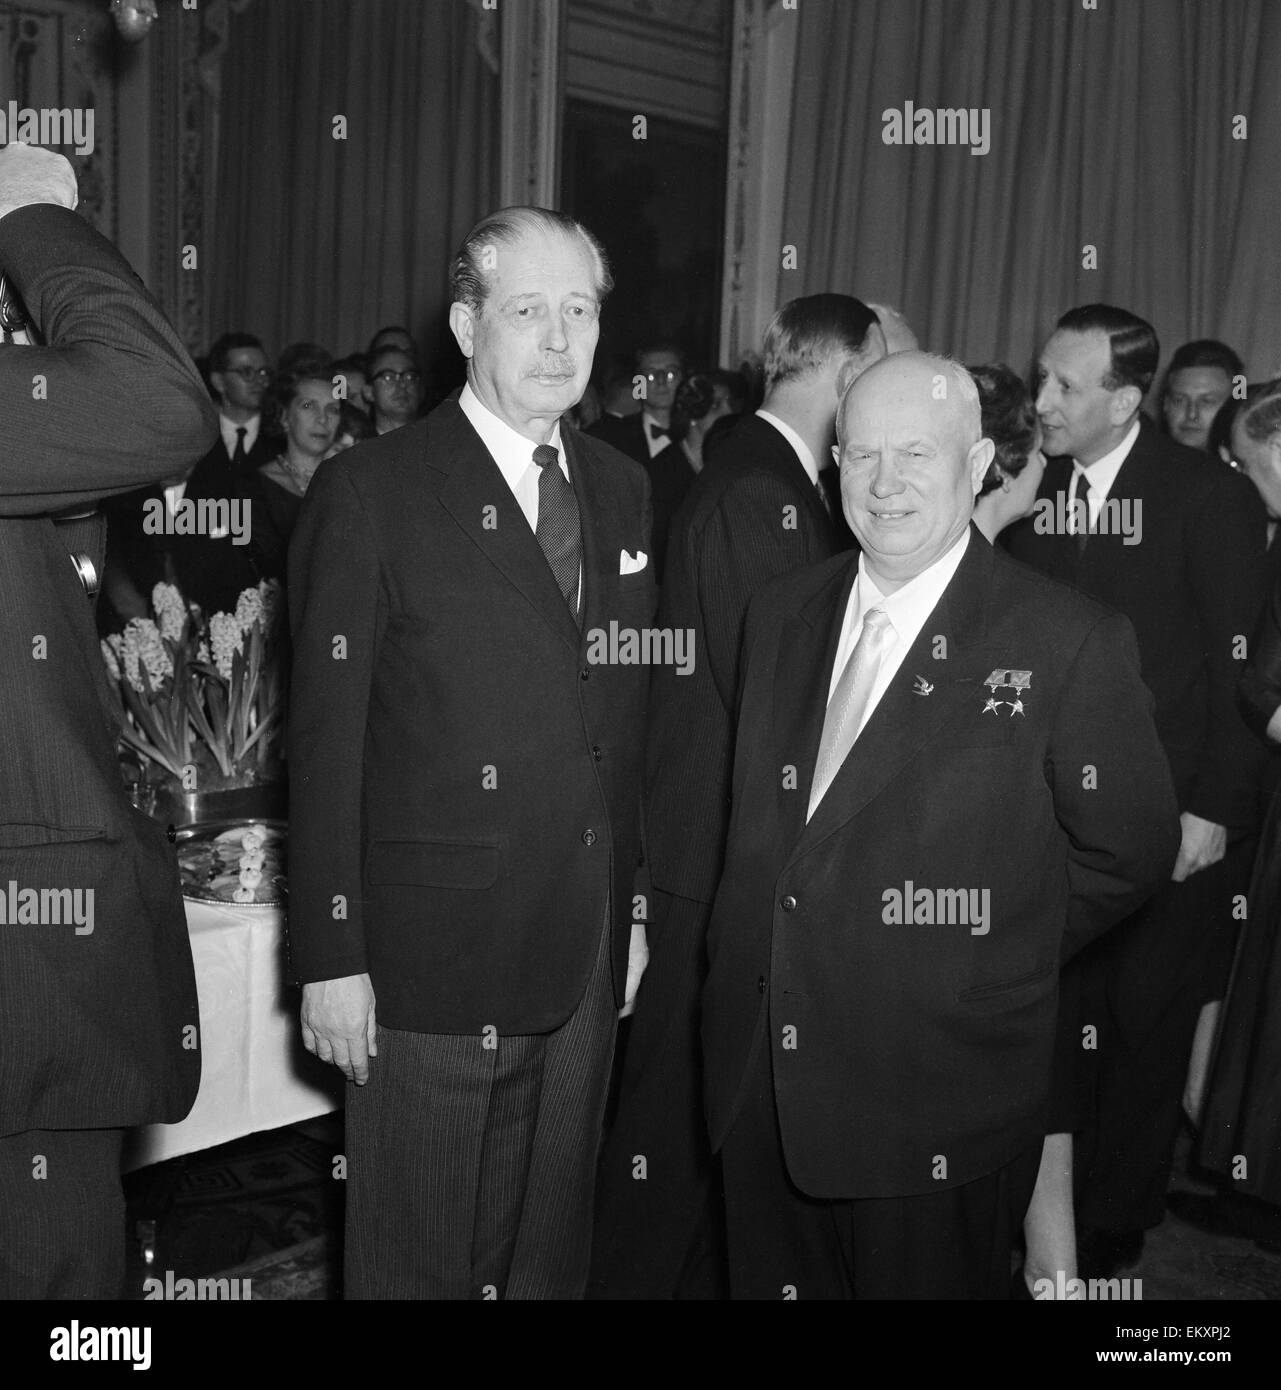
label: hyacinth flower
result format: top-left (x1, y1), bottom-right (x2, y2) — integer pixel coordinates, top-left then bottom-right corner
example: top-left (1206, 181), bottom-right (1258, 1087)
top-left (102, 579), bottom-right (287, 791)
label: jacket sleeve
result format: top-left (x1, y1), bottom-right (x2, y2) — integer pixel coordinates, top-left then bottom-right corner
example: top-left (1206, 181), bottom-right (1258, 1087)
top-left (0, 204), bottom-right (216, 515)
top-left (286, 461), bottom-right (381, 984)
top-left (1048, 610), bottom-right (1182, 961)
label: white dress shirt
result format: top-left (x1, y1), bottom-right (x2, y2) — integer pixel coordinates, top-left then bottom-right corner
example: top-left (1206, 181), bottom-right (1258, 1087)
top-left (641, 411), bottom-right (670, 459)
top-left (756, 408), bottom-right (819, 487)
top-left (1067, 417), bottom-right (1140, 529)
top-left (826, 529), bottom-right (971, 738)
top-left (219, 412), bottom-right (260, 458)
top-left (459, 381), bottom-right (567, 532)
top-left (458, 383), bottom-right (580, 604)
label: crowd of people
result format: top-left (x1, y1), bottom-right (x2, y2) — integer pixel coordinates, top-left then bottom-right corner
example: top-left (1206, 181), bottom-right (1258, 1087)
top-left (7, 135), bottom-right (1281, 1301)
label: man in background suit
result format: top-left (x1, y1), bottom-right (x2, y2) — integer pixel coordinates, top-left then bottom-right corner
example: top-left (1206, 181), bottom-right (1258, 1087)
top-left (589, 342), bottom-right (684, 466)
top-left (1005, 304), bottom-right (1269, 1273)
top-left (704, 351), bottom-right (1178, 1298)
top-left (589, 294), bottom-right (887, 1298)
top-left (0, 143), bottom-right (213, 1297)
top-left (289, 206), bottom-right (655, 1299)
top-left (99, 329), bottom-right (284, 624)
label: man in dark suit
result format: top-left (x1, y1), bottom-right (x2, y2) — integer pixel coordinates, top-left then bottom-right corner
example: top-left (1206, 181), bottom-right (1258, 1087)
top-left (589, 294), bottom-right (887, 1298)
top-left (1005, 304), bottom-right (1269, 1273)
top-left (99, 329), bottom-right (284, 624)
top-left (0, 143), bottom-right (213, 1297)
top-left (288, 206), bottom-right (655, 1300)
top-left (589, 342), bottom-right (684, 466)
top-left (702, 351), bottom-right (1178, 1298)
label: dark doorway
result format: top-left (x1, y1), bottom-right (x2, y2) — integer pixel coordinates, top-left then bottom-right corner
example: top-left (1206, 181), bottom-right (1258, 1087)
top-left (561, 99), bottom-right (725, 371)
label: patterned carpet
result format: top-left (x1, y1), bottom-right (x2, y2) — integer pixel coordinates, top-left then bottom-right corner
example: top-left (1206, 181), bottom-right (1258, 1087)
top-left (119, 1117), bottom-right (1281, 1301)
top-left (122, 1115), bottom-right (342, 1300)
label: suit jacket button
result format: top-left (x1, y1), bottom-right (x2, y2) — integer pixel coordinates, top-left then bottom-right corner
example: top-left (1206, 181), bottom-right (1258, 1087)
top-left (592, 744), bottom-right (603, 761)
top-left (582, 828), bottom-right (597, 845)
top-left (757, 975), bottom-right (767, 993)
top-left (781, 894), bottom-right (797, 911)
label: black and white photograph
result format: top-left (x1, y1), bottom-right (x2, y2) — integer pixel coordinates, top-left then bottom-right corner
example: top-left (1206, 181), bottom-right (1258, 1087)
top-left (1, 0), bottom-right (1279, 1366)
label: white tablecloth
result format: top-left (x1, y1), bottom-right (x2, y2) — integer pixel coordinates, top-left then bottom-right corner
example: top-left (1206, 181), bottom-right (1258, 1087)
top-left (123, 896), bottom-right (344, 1170)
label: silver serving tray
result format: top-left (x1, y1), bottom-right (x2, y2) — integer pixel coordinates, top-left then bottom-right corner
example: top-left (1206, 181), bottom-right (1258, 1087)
top-left (175, 817), bottom-right (288, 907)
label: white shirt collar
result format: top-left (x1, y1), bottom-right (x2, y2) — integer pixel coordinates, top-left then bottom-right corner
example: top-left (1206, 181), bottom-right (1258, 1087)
top-left (1073, 417), bottom-right (1141, 500)
top-left (756, 408), bottom-right (819, 488)
top-left (827, 527), bottom-right (972, 706)
top-left (219, 412), bottom-right (259, 457)
top-left (459, 381), bottom-right (565, 493)
top-left (853, 526), bottom-right (971, 633)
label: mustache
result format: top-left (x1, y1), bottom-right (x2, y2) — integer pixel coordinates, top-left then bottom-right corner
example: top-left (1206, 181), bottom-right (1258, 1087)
top-left (529, 356), bottom-right (576, 377)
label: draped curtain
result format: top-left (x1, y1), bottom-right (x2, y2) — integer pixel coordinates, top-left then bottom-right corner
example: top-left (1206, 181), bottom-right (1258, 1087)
top-left (780, 0), bottom-right (1281, 383)
top-left (210, 0), bottom-right (498, 363)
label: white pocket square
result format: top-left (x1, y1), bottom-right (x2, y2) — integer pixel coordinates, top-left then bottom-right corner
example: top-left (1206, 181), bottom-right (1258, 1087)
top-left (619, 549), bottom-right (648, 575)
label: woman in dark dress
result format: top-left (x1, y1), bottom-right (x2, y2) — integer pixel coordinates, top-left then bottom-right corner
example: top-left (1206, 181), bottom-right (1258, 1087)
top-left (257, 367), bottom-right (343, 543)
top-left (1197, 384), bottom-right (1281, 1218)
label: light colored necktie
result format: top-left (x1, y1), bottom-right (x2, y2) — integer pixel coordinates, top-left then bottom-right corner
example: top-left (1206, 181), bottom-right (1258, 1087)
top-left (807, 607), bottom-right (892, 820)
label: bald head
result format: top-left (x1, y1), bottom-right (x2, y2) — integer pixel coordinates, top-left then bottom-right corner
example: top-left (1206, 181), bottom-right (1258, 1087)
top-left (834, 352), bottom-right (994, 592)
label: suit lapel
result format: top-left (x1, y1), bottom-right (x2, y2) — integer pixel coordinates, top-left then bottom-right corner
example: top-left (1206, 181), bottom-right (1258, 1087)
top-left (772, 556), bottom-right (858, 853)
top-left (785, 530), bottom-right (1002, 860)
top-left (435, 401), bottom-right (582, 654)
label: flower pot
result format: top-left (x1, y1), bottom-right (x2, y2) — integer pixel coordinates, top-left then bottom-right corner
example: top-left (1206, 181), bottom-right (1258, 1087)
top-left (151, 779), bottom-right (288, 829)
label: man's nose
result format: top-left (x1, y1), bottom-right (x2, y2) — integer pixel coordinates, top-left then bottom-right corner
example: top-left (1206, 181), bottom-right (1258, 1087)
top-left (869, 454), bottom-right (904, 495)
top-left (542, 314), bottom-right (570, 352)
top-left (1034, 381), bottom-right (1054, 413)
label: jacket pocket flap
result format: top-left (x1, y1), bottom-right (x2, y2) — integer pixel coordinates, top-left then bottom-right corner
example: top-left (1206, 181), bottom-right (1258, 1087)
top-left (366, 838), bottom-right (499, 890)
top-left (956, 962), bottom-right (1055, 1003)
top-left (0, 822), bottom-right (106, 849)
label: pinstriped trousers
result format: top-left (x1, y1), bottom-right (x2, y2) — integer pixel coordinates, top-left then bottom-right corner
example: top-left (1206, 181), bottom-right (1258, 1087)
top-left (344, 919), bottom-right (617, 1299)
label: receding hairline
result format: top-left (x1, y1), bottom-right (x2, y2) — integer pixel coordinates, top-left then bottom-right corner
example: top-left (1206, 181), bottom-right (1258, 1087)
top-left (452, 207), bottom-right (611, 312)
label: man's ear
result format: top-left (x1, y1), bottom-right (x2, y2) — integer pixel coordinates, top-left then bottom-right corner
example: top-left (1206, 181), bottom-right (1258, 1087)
top-left (449, 302), bottom-right (476, 360)
top-left (969, 437), bottom-right (996, 495)
top-left (1110, 384), bottom-right (1142, 424)
top-left (208, 369), bottom-right (226, 404)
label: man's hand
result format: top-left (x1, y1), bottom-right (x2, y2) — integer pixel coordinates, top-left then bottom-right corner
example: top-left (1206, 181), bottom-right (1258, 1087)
top-left (1266, 704), bottom-right (1281, 745)
top-left (619, 921), bottom-right (649, 1019)
top-left (0, 143), bottom-right (78, 223)
top-left (1171, 812), bottom-right (1227, 882)
top-left (867, 302), bottom-right (919, 354)
top-left (301, 973), bottom-right (377, 1084)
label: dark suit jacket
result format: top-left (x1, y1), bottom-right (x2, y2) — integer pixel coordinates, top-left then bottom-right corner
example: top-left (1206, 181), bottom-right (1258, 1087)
top-left (645, 412), bottom-right (843, 905)
top-left (703, 530), bottom-right (1180, 1198)
top-left (1005, 419), bottom-right (1268, 830)
top-left (102, 433), bottom-right (285, 621)
top-left (287, 398), bottom-right (656, 1033)
top-left (0, 204), bottom-right (214, 1136)
top-left (588, 411), bottom-right (655, 467)
top-left (646, 440), bottom-right (697, 582)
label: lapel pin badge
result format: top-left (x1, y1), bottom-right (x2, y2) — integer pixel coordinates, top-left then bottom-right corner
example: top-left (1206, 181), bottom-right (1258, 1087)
top-left (912, 675), bottom-right (933, 697)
